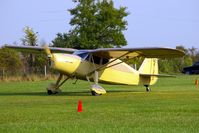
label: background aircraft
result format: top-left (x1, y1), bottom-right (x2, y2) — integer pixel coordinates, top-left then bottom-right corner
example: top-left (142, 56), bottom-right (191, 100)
top-left (6, 45), bottom-right (184, 96)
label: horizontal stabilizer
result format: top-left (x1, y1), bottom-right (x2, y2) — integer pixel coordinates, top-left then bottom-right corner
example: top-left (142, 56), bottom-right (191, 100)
top-left (140, 74), bottom-right (176, 78)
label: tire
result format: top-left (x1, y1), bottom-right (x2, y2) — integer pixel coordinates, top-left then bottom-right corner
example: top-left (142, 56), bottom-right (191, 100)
top-left (146, 87), bottom-right (151, 92)
top-left (47, 90), bottom-right (58, 95)
top-left (91, 91), bottom-right (101, 96)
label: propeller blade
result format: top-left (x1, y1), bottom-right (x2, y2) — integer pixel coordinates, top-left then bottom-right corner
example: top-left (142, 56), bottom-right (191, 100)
top-left (43, 45), bottom-right (54, 67)
top-left (44, 45), bottom-right (51, 56)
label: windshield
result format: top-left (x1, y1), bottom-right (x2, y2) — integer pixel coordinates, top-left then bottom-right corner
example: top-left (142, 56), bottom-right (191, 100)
top-left (73, 51), bottom-right (89, 60)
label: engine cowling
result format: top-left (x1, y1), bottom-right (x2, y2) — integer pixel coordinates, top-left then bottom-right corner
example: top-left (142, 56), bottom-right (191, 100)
top-left (51, 53), bottom-right (81, 76)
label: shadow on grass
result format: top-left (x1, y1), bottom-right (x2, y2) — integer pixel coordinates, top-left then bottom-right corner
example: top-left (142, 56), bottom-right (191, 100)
top-left (107, 90), bottom-right (139, 93)
top-left (0, 91), bottom-right (90, 96)
top-left (0, 90), bottom-right (138, 96)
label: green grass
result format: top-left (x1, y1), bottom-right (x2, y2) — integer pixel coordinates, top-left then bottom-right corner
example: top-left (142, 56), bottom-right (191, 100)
top-left (0, 75), bottom-right (199, 133)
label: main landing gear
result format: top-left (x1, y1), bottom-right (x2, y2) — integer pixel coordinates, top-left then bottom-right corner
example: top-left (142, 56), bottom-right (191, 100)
top-left (47, 74), bottom-right (69, 95)
top-left (87, 71), bottom-right (106, 96)
top-left (144, 85), bottom-right (151, 92)
top-left (47, 71), bottom-right (106, 96)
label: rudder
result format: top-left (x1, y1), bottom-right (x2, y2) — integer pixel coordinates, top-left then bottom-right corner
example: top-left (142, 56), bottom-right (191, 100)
top-left (138, 58), bottom-right (158, 85)
top-left (139, 58), bottom-right (158, 75)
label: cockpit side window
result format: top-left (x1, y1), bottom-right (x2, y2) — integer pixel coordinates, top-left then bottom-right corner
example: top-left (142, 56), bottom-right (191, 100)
top-left (74, 51), bottom-right (109, 65)
top-left (92, 55), bottom-right (101, 64)
top-left (92, 55), bottom-right (109, 65)
top-left (102, 58), bottom-right (109, 65)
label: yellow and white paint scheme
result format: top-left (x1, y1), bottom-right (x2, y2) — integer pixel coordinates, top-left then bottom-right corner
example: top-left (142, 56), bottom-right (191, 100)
top-left (6, 45), bottom-right (185, 96)
top-left (51, 53), bottom-right (81, 75)
top-left (51, 53), bottom-right (159, 86)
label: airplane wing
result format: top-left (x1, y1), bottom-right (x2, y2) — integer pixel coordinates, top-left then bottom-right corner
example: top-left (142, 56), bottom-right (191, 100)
top-left (89, 47), bottom-right (185, 59)
top-left (5, 45), bottom-right (76, 54)
top-left (85, 47), bottom-right (184, 75)
top-left (5, 45), bottom-right (185, 76)
top-left (6, 46), bottom-right (184, 58)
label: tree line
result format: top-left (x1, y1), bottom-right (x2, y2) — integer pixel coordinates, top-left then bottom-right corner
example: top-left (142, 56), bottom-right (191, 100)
top-left (0, 27), bottom-right (49, 79)
top-left (0, 0), bottom-right (198, 79)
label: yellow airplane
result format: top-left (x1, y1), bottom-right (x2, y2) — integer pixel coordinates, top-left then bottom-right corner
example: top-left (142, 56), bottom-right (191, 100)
top-left (6, 45), bottom-right (184, 96)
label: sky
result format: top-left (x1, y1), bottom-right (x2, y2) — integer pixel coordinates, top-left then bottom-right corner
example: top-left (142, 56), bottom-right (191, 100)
top-left (0, 0), bottom-right (199, 48)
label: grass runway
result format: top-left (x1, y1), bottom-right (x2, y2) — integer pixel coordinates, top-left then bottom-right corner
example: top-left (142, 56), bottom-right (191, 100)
top-left (0, 75), bottom-right (199, 133)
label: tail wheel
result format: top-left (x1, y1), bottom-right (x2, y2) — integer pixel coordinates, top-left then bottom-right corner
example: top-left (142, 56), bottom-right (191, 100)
top-left (146, 87), bottom-right (151, 92)
top-left (144, 85), bottom-right (151, 92)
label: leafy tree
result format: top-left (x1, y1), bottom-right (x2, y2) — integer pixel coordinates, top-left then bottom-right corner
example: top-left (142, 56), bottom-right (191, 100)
top-left (183, 56), bottom-right (193, 67)
top-left (52, 0), bottom-right (128, 49)
top-left (159, 59), bottom-right (173, 73)
top-left (21, 26), bottom-right (47, 74)
top-left (159, 45), bottom-right (194, 73)
top-left (195, 52), bottom-right (199, 62)
top-left (21, 26), bottom-right (38, 46)
top-left (0, 47), bottom-right (22, 76)
top-left (188, 47), bottom-right (197, 62)
top-left (176, 45), bottom-right (193, 67)
top-left (52, 33), bottom-right (72, 47)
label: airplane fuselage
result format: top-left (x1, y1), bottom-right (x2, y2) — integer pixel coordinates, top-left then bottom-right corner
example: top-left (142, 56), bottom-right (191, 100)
top-left (51, 53), bottom-right (157, 86)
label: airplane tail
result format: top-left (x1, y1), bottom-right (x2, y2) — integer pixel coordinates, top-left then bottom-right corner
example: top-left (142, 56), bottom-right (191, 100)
top-left (138, 58), bottom-right (158, 85)
top-left (139, 58), bottom-right (158, 75)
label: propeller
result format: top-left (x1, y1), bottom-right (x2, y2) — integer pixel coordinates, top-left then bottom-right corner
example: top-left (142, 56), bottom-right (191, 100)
top-left (44, 45), bottom-right (54, 67)
top-left (44, 45), bottom-right (53, 60)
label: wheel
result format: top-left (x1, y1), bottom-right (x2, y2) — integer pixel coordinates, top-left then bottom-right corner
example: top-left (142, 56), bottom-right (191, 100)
top-left (47, 89), bottom-right (58, 95)
top-left (90, 84), bottom-right (106, 96)
top-left (47, 89), bottom-right (61, 95)
top-left (144, 85), bottom-right (151, 92)
top-left (146, 87), bottom-right (151, 92)
top-left (91, 91), bottom-right (101, 96)
top-left (46, 83), bottom-right (60, 95)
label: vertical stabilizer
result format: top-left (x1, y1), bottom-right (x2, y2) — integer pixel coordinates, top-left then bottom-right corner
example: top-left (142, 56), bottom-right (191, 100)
top-left (138, 58), bottom-right (158, 85)
top-left (139, 58), bottom-right (158, 75)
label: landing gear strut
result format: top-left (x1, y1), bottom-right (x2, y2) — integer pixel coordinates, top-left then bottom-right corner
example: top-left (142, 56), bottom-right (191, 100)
top-left (144, 85), bottom-right (151, 92)
top-left (47, 74), bottom-right (69, 95)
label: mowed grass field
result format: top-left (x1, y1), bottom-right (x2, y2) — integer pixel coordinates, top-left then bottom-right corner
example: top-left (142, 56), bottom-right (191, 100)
top-left (0, 75), bottom-right (199, 133)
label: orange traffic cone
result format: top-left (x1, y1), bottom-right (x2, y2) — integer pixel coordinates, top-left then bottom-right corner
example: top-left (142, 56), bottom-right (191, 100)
top-left (195, 79), bottom-right (198, 86)
top-left (77, 100), bottom-right (82, 112)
